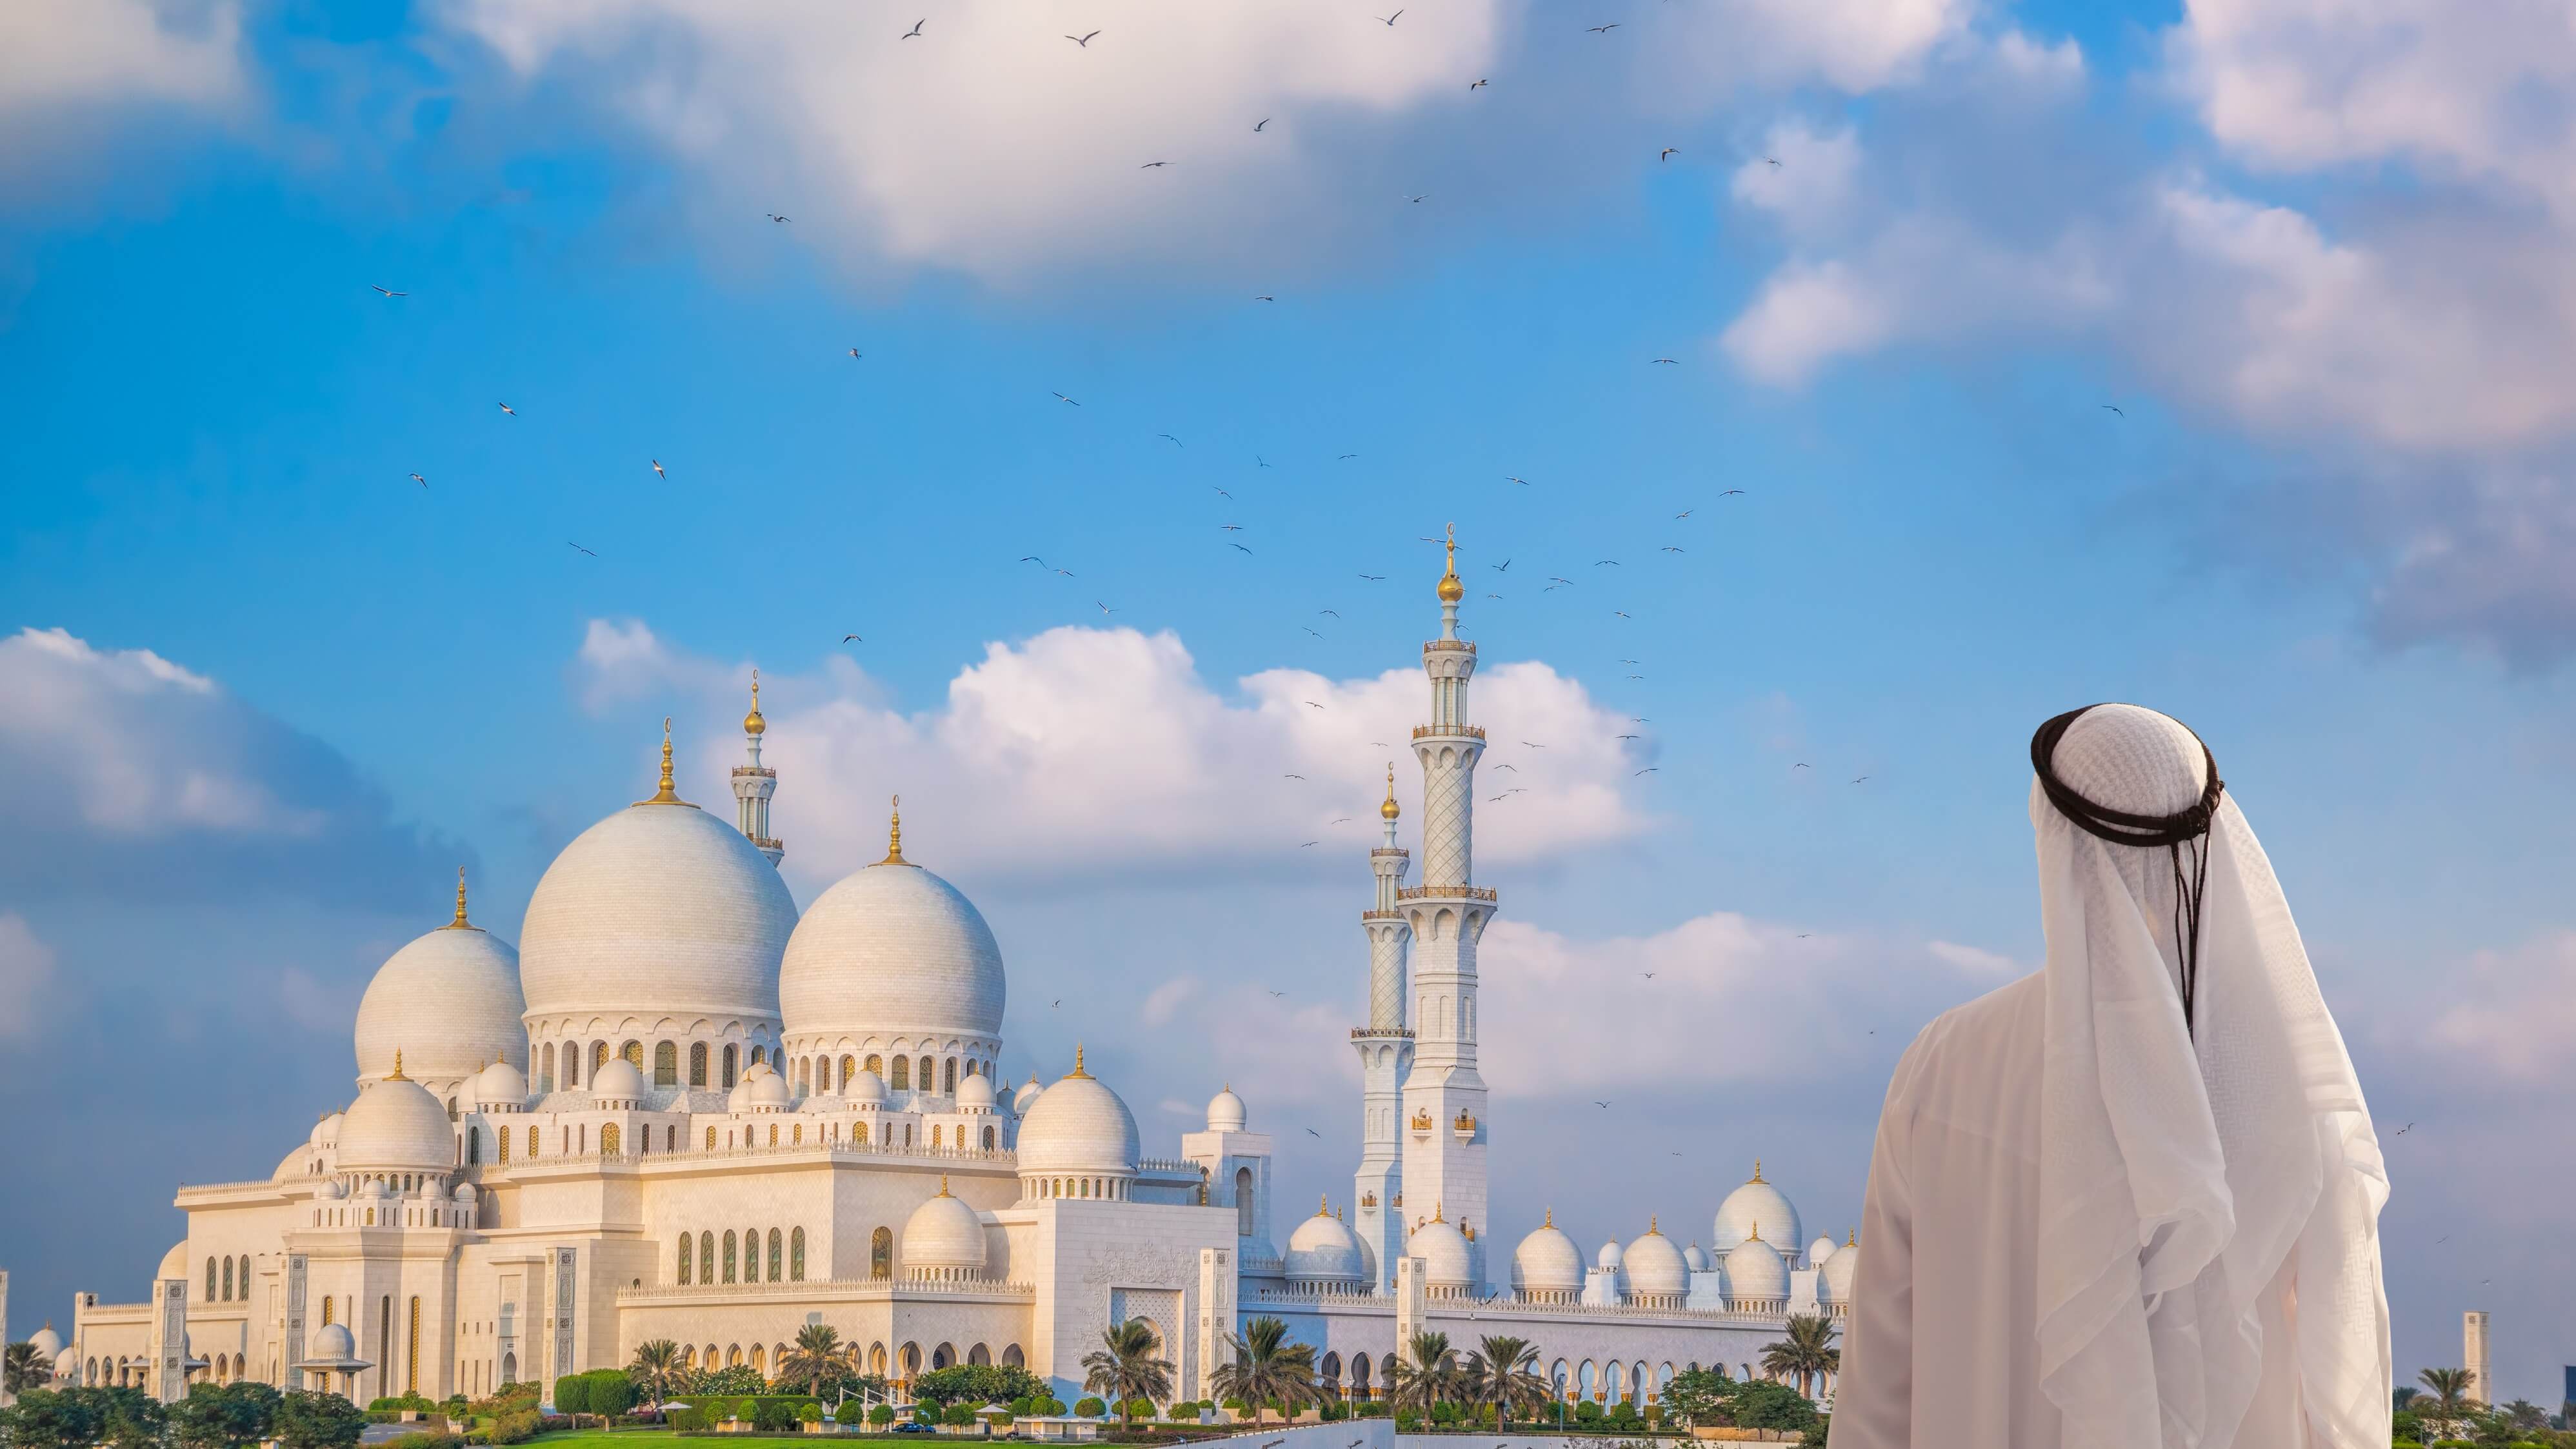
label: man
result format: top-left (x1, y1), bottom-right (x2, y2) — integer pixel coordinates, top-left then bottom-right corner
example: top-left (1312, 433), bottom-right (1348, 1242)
top-left (1833, 704), bottom-right (2389, 1448)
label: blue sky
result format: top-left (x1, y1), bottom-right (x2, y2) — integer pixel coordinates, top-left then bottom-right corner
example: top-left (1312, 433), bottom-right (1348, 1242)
top-left (5, 0), bottom-right (2575, 1408)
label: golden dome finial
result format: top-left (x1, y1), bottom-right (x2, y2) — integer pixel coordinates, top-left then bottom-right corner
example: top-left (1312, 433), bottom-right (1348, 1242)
top-left (1436, 522), bottom-right (1464, 603)
top-left (1319, 1194), bottom-right (1330, 1217)
top-left (443, 866), bottom-right (472, 929)
top-left (1748, 1219), bottom-right (1761, 1243)
top-left (938, 1174), bottom-right (950, 1197)
top-left (744, 668), bottom-right (766, 737)
top-left (641, 717), bottom-right (684, 804)
top-left (1432, 1201), bottom-right (1445, 1223)
top-left (1067, 1043), bottom-right (1090, 1080)
top-left (1751, 1158), bottom-right (1764, 1184)
top-left (1544, 1205), bottom-right (1553, 1228)
top-left (1650, 1215), bottom-right (1660, 1235)
top-left (879, 795), bottom-right (909, 864)
top-left (1381, 761), bottom-right (1401, 821)
top-left (388, 1049), bottom-right (408, 1081)
top-left (1847, 1228), bottom-right (1857, 1247)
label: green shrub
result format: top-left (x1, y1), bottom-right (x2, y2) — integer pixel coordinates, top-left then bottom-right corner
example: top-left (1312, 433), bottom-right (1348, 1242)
top-left (941, 1406), bottom-right (976, 1427)
top-left (799, 1403), bottom-right (824, 1424)
top-left (484, 1412), bottom-right (538, 1446)
top-left (666, 1406), bottom-right (709, 1432)
top-left (1033, 1397), bottom-right (1066, 1417)
top-left (868, 1405), bottom-right (896, 1427)
top-left (833, 1401), bottom-right (868, 1426)
top-left (750, 1400), bottom-right (797, 1432)
top-left (1574, 1400), bottom-right (1603, 1423)
top-left (1393, 1410), bottom-right (1419, 1433)
top-left (1075, 1397), bottom-right (1107, 1419)
top-left (552, 1377), bottom-right (588, 1417)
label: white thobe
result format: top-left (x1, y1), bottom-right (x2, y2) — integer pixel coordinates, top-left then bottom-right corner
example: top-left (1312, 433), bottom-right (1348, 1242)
top-left (1833, 972), bottom-right (2367, 1449)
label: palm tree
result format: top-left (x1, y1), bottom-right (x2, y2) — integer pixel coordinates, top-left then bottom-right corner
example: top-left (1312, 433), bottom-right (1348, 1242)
top-left (774, 1324), bottom-right (854, 1397)
top-left (1759, 1315), bottom-right (1841, 1400)
top-left (1208, 1316), bottom-right (1319, 1424)
top-left (2415, 1367), bottom-right (2478, 1441)
top-left (2503, 1398), bottom-right (2549, 1432)
top-left (1388, 1332), bottom-right (1465, 1413)
top-left (1463, 1336), bottom-right (1550, 1424)
top-left (5, 1341), bottom-right (54, 1395)
top-left (1080, 1319), bottom-right (1174, 1428)
top-left (627, 1339), bottom-right (687, 1408)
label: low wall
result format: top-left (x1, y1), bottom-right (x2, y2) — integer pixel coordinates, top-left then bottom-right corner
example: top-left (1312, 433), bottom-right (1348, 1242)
top-left (1202, 1421), bottom-right (1394, 1449)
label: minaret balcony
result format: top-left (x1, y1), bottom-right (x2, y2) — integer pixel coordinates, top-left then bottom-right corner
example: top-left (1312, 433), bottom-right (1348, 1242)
top-left (731, 766), bottom-right (777, 779)
top-left (1361, 908), bottom-right (1406, 922)
top-left (1411, 724), bottom-right (1486, 740)
top-left (1422, 639), bottom-right (1477, 655)
top-left (1350, 1027), bottom-right (1414, 1040)
top-left (1397, 884), bottom-right (1499, 903)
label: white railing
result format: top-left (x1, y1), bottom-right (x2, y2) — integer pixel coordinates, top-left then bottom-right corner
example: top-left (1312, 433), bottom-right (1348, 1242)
top-left (1250, 1289), bottom-right (1796, 1326)
top-left (496, 1139), bottom-right (1016, 1174)
top-left (1136, 1158), bottom-right (1199, 1175)
top-left (617, 1276), bottom-right (1035, 1303)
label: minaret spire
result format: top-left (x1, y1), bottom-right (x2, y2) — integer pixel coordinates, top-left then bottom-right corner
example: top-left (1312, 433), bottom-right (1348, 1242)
top-left (1353, 755), bottom-right (1415, 1289)
top-left (732, 668), bottom-right (784, 865)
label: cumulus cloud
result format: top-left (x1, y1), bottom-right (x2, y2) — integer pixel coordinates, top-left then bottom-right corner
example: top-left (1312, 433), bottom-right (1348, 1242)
top-left (1728, 120), bottom-right (1862, 237)
top-left (1140, 976), bottom-right (1199, 1028)
top-left (574, 619), bottom-right (1653, 884)
top-left (0, 1), bottom-right (245, 117)
top-left (0, 626), bottom-right (457, 905)
top-left (2418, 931), bottom-right (2576, 1083)
top-left (0, 913), bottom-right (59, 1040)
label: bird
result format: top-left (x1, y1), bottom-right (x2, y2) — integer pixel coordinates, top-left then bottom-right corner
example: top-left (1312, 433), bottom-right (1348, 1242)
top-left (1319, 608), bottom-right (1340, 618)
top-left (1650, 357), bottom-right (1679, 365)
top-left (1284, 774), bottom-right (1306, 781)
top-left (1492, 558), bottom-right (1511, 572)
top-left (566, 541), bottom-right (597, 557)
top-left (1255, 455), bottom-right (1272, 468)
top-left (1504, 475), bottom-right (1529, 485)
top-left (1304, 1128), bottom-right (1322, 1139)
top-left (1797, 934), bottom-right (1813, 939)
top-left (370, 285), bottom-right (406, 297)
top-left (1299, 841), bottom-right (1320, 848)
top-left (1615, 733), bottom-right (1639, 741)
top-left (1763, 155), bottom-right (1782, 168)
top-left (406, 472), bottom-right (426, 487)
top-left (1626, 672), bottom-right (1644, 679)
top-left (765, 212), bottom-right (790, 224)
top-left (1303, 700), bottom-right (1325, 710)
top-left (1376, 9), bottom-right (1403, 24)
top-left (1587, 23), bottom-right (1621, 34)
top-left (1852, 775), bottom-right (1869, 783)
top-left (1661, 546), bottom-right (1684, 553)
top-left (1641, 972), bottom-right (1656, 980)
top-left (1548, 575), bottom-right (1573, 586)
top-left (496, 402), bottom-right (516, 415)
top-left (1159, 433), bottom-right (1184, 447)
top-left (841, 634), bottom-right (863, 643)
top-left (1596, 559), bottom-right (1620, 566)
top-left (1593, 1100), bottom-right (1612, 1108)
top-left (1339, 453), bottom-right (1361, 461)
top-left (1492, 763), bottom-right (1518, 772)
top-left (1213, 486), bottom-right (1233, 499)
top-left (1635, 768), bottom-right (1659, 775)
top-left (1021, 555), bottom-right (1047, 566)
top-left (1221, 524), bottom-right (1244, 532)
top-left (846, 347), bottom-right (862, 360)
top-left (1303, 626), bottom-right (1323, 638)
top-left (1659, 147), bottom-right (1679, 161)
top-left (1052, 392), bottom-right (1080, 405)
top-left (1140, 161), bottom-right (1171, 169)
top-left (1470, 78), bottom-right (1488, 90)
top-left (1267, 990), bottom-right (1286, 999)
top-left (2392, 1123), bottom-right (2413, 1135)
top-left (2101, 403), bottom-right (2126, 417)
top-left (1357, 573), bottom-right (1386, 581)
top-left (1486, 593), bottom-right (1504, 601)
top-left (1230, 543), bottom-right (1253, 554)
top-left (1793, 762), bottom-right (1811, 770)
top-left (1065, 30), bottom-right (1100, 46)
top-left (1254, 118), bottom-right (1271, 132)
top-left (1404, 194), bottom-right (1428, 204)
top-left (1720, 488), bottom-right (1746, 496)
top-left (1675, 509), bottom-right (1693, 518)
top-left (1253, 294), bottom-right (1274, 302)
top-left (1521, 741), bottom-right (1547, 748)
top-left (650, 459), bottom-right (666, 481)
top-left (1096, 601), bottom-right (1116, 615)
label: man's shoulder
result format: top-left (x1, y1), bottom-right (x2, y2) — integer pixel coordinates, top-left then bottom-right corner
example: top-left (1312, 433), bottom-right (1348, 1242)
top-left (1894, 970), bottom-right (2044, 1081)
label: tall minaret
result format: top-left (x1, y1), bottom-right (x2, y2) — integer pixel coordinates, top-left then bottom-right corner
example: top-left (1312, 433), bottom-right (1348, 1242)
top-left (732, 669), bottom-right (784, 866)
top-left (1397, 525), bottom-right (1495, 1288)
top-left (1352, 761), bottom-right (1414, 1290)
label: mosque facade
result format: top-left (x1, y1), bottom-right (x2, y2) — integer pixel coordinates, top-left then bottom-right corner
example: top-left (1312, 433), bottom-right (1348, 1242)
top-left (49, 545), bottom-right (1857, 1412)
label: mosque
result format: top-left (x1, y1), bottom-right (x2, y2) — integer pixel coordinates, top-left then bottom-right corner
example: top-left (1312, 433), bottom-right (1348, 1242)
top-left (45, 539), bottom-right (1857, 1412)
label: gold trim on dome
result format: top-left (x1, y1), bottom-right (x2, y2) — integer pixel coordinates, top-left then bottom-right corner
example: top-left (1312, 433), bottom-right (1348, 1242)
top-left (937, 1174), bottom-right (950, 1197)
top-left (1748, 1220), bottom-right (1762, 1243)
top-left (1436, 523), bottom-right (1464, 603)
top-left (441, 866), bottom-right (474, 930)
top-left (744, 668), bottom-right (767, 736)
top-left (1432, 1201), bottom-right (1445, 1223)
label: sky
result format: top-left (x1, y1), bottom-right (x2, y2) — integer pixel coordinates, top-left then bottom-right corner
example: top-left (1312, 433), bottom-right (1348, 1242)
top-left (4, 0), bottom-right (2575, 1410)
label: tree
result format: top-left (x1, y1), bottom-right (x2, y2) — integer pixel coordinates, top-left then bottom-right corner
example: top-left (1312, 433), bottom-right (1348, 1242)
top-left (773, 1324), bottom-right (855, 1398)
top-left (172, 1382), bottom-right (278, 1449)
top-left (1661, 1368), bottom-right (1735, 1428)
top-left (2502, 1398), bottom-right (2549, 1432)
top-left (0, 1388), bottom-right (103, 1449)
top-left (1760, 1315), bottom-right (1842, 1400)
top-left (1461, 1336), bottom-right (1550, 1424)
top-left (1724, 1381), bottom-right (1819, 1435)
top-left (2415, 1368), bottom-right (2478, 1443)
top-left (1387, 1332), bottom-right (1465, 1413)
top-left (626, 1340), bottom-right (686, 1408)
top-left (96, 1387), bottom-right (168, 1449)
top-left (1207, 1317), bottom-right (1318, 1425)
top-left (274, 1391), bottom-right (366, 1449)
top-left (1079, 1320), bottom-right (1173, 1428)
top-left (5, 1343), bottom-right (55, 1397)
top-left (686, 1364), bottom-right (767, 1397)
top-left (912, 1364), bottom-right (1042, 1409)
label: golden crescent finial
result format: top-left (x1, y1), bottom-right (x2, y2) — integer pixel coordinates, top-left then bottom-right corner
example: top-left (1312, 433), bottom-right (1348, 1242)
top-left (1437, 523), bottom-right (1464, 603)
top-left (1751, 1158), bottom-right (1764, 1184)
top-left (1066, 1043), bottom-right (1089, 1079)
top-left (744, 668), bottom-right (767, 737)
top-left (444, 866), bottom-right (472, 929)
top-left (388, 1049), bottom-right (407, 1081)
top-left (880, 794), bottom-right (908, 864)
top-left (1381, 761), bottom-right (1401, 821)
top-left (642, 717), bottom-right (684, 804)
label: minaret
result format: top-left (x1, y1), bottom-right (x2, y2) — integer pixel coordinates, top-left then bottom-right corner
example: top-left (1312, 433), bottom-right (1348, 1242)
top-left (732, 670), bottom-right (784, 866)
top-left (1352, 761), bottom-right (1414, 1289)
top-left (1397, 525), bottom-right (1495, 1289)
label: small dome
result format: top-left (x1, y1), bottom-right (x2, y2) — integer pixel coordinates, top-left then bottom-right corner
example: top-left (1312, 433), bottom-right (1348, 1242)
top-left (356, 1178), bottom-right (387, 1199)
top-left (1206, 1084), bottom-right (1247, 1133)
top-left (310, 1112), bottom-right (342, 1148)
top-left (454, 1182), bottom-right (477, 1203)
top-left (1807, 1235), bottom-right (1838, 1270)
top-left (315, 1179), bottom-right (345, 1201)
top-left (473, 1057), bottom-right (528, 1106)
top-left (1624, 1220), bottom-right (1690, 1297)
top-left (1015, 1052), bottom-right (1139, 1177)
top-left (1724, 1232), bottom-right (1789, 1301)
top-left (1283, 1202), bottom-right (1366, 1283)
top-left (30, 1323), bottom-right (63, 1359)
top-left (338, 1077), bottom-right (454, 1172)
top-left (1406, 1216), bottom-right (1474, 1291)
top-left (54, 1346), bottom-right (79, 1381)
top-left (1713, 1163), bottom-right (1801, 1257)
top-left (747, 1064), bottom-right (791, 1110)
top-left (590, 1056), bottom-right (647, 1104)
top-left (306, 1323), bottom-right (358, 1365)
top-left (1012, 1075), bottom-right (1045, 1113)
top-left (273, 1144), bottom-right (310, 1181)
top-left (352, 904), bottom-right (525, 1087)
top-left (845, 1068), bottom-right (888, 1106)
top-left (1684, 1243), bottom-right (1711, 1272)
top-left (1595, 1239), bottom-right (1624, 1271)
top-left (956, 1071), bottom-right (996, 1108)
top-left (158, 1242), bottom-right (188, 1280)
top-left (902, 1181), bottom-right (988, 1273)
top-left (1821, 1235), bottom-right (1860, 1303)
top-left (781, 846), bottom-right (1006, 1043)
top-left (1510, 1215), bottom-right (1584, 1296)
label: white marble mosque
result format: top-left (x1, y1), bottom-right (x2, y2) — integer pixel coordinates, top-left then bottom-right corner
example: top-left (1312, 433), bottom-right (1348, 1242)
top-left (43, 541), bottom-right (1858, 1412)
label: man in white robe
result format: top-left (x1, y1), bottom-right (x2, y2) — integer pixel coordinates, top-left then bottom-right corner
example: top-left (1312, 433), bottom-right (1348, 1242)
top-left (1833, 703), bottom-right (2389, 1449)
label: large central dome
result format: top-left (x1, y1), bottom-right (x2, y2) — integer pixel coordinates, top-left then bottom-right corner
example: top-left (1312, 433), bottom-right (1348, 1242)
top-left (519, 796), bottom-right (797, 1023)
top-left (781, 819), bottom-right (1005, 1043)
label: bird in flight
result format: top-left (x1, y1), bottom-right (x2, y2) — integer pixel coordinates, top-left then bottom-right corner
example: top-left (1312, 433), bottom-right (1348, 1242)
top-left (1213, 486), bottom-right (1233, 499)
top-left (1675, 509), bottom-right (1693, 518)
top-left (566, 541), bottom-right (597, 557)
top-left (1021, 555), bottom-right (1047, 566)
top-left (1504, 475), bottom-right (1529, 485)
top-left (1661, 545), bottom-right (1684, 553)
top-left (1221, 524), bottom-right (1244, 532)
top-left (1052, 392), bottom-right (1080, 405)
top-left (1615, 611), bottom-right (1633, 619)
top-left (1469, 78), bottom-right (1488, 90)
top-left (1521, 740), bottom-right (1546, 748)
top-left (1140, 160), bottom-right (1171, 169)
top-left (1284, 774), bottom-right (1305, 781)
top-left (1852, 775), bottom-right (1869, 783)
top-left (1548, 575), bottom-right (1573, 585)
top-left (765, 212), bottom-right (790, 224)
top-left (901, 18), bottom-right (923, 38)
top-left (1304, 700), bottom-right (1326, 710)
top-left (1595, 559), bottom-right (1621, 566)
top-left (1641, 972), bottom-right (1656, 979)
top-left (2393, 1123), bottom-right (2413, 1135)
top-left (841, 634), bottom-right (863, 643)
top-left (650, 459), bottom-right (667, 481)
top-left (1299, 841), bottom-right (1320, 848)
top-left (1793, 762), bottom-right (1811, 770)
top-left (370, 285), bottom-right (406, 297)
top-left (2101, 403), bottom-right (2126, 417)
top-left (1486, 593), bottom-right (1504, 601)
top-left (1404, 194), bottom-right (1428, 204)
top-left (1492, 763), bottom-right (1518, 773)
top-left (1339, 453), bottom-right (1361, 461)
top-left (1255, 118), bottom-right (1271, 132)
top-left (1764, 155), bottom-right (1782, 168)
top-left (1267, 990), bottom-right (1286, 998)
top-left (1377, 9), bottom-right (1403, 24)
top-left (1616, 734), bottom-right (1639, 741)
top-left (1065, 30), bottom-right (1100, 46)
top-left (406, 472), bottom-right (426, 488)
top-left (1230, 542), bottom-right (1253, 554)
top-left (1588, 22), bottom-right (1621, 32)
top-left (1159, 433), bottom-right (1183, 447)
top-left (1593, 1100), bottom-right (1613, 1108)
top-left (1357, 573), bottom-right (1385, 581)
top-left (1636, 767), bottom-right (1659, 775)
top-left (1096, 601), bottom-right (1116, 615)
top-left (1650, 357), bottom-right (1679, 365)
top-left (1319, 608), bottom-right (1340, 617)
top-left (1492, 558), bottom-right (1511, 572)
top-left (1255, 455), bottom-right (1272, 468)
top-left (1253, 294), bottom-right (1274, 302)
top-left (1720, 488), bottom-right (1746, 496)
top-left (1659, 147), bottom-right (1679, 162)
top-left (496, 402), bottom-right (516, 415)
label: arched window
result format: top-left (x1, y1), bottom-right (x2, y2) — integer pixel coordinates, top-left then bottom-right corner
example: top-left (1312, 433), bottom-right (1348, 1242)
top-left (206, 1257), bottom-right (217, 1301)
top-left (1002, 1344), bottom-right (1024, 1370)
top-left (882, 1121), bottom-right (894, 1145)
top-left (982, 1126), bottom-right (995, 1150)
top-left (721, 1043), bottom-right (739, 1088)
top-left (870, 1226), bottom-right (893, 1279)
top-left (744, 1224), bottom-right (764, 1282)
top-left (943, 1057), bottom-right (957, 1094)
top-left (1235, 1166), bottom-right (1255, 1236)
top-left (751, 1045), bottom-right (766, 1067)
top-left (466, 1128), bottom-right (481, 1164)
top-left (931, 1125), bottom-right (942, 1148)
top-left (679, 1235), bottom-right (694, 1284)
top-left (723, 1230), bottom-right (739, 1283)
top-left (750, 1345), bottom-right (765, 1375)
top-left (666, 1124), bottom-right (676, 1152)
top-left (865, 1053), bottom-right (883, 1077)
top-left (564, 1045), bottom-right (580, 1088)
top-left (840, 1054), bottom-right (856, 1086)
top-left (689, 1042), bottom-right (708, 1087)
top-left (768, 1123), bottom-right (779, 1146)
top-left (813, 1056), bottom-right (829, 1092)
top-left (594, 1041), bottom-right (611, 1075)
top-left (790, 1227), bottom-right (806, 1281)
top-left (654, 1041), bottom-right (678, 1086)
top-left (918, 1055), bottom-right (934, 1091)
top-left (889, 1056), bottom-right (909, 1090)
top-left (540, 1043), bottom-right (555, 1092)
top-left (768, 1228), bottom-right (783, 1280)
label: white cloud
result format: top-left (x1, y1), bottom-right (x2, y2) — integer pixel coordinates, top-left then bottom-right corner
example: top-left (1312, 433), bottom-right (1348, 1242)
top-left (0, 914), bottom-right (59, 1040)
top-left (0, 1), bottom-right (245, 117)
top-left (1926, 939), bottom-right (2022, 977)
top-left (2420, 931), bottom-right (2576, 1083)
top-left (575, 619), bottom-right (1653, 884)
top-left (1140, 976), bottom-right (1199, 1028)
top-left (1728, 120), bottom-right (1862, 236)
top-left (1642, 0), bottom-right (1973, 95)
